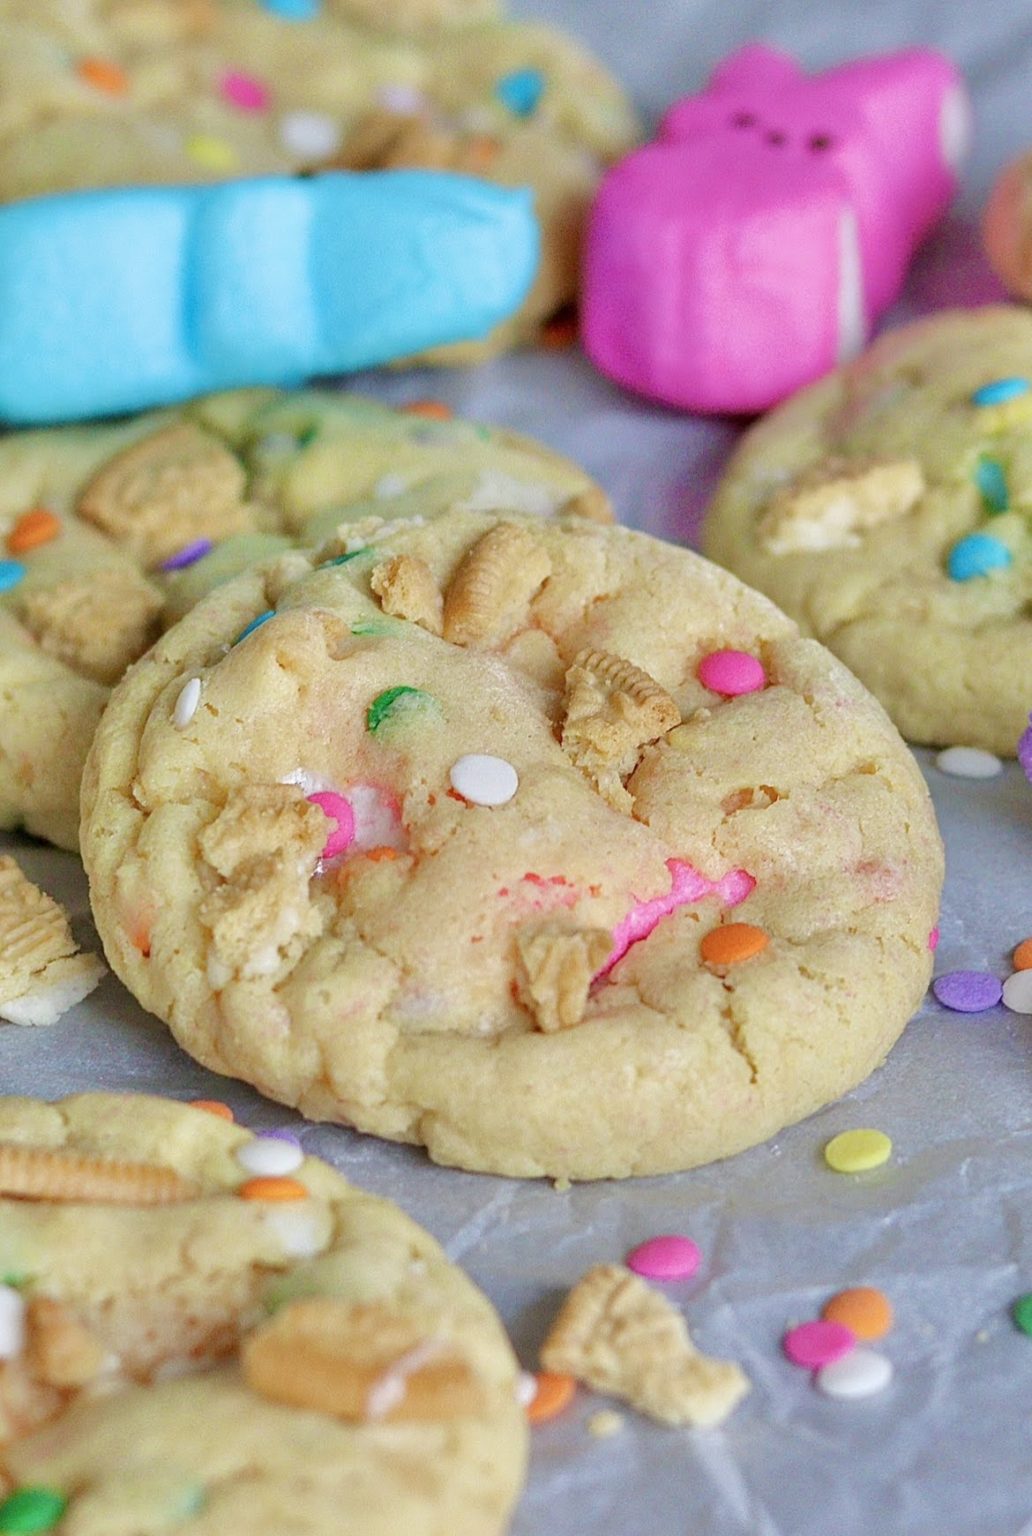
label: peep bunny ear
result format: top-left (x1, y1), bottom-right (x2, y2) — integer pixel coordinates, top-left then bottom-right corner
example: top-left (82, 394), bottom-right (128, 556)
top-left (820, 49), bottom-right (965, 147)
top-left (707, 44), bottom-right (803, 94)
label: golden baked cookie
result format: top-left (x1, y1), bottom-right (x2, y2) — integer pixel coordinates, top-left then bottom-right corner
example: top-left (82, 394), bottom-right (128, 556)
top-left (81, 509), bottom-right (943, 1180)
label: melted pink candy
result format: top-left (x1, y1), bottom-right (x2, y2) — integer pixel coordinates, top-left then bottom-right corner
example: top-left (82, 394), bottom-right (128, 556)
top-left (307, 792), bottom-right (355, 860)
top-left (597, 857), bottom-right (754, 980)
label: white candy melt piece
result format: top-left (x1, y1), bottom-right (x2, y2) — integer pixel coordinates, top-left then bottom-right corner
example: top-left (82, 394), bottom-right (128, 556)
top-left (235, 1136), bottom-right (304, 1177)
top-left (1002, 971), bottom-right (1032, 1014)
top-left (0, 1285), bottom-right (26, 1360)
top-left (279, 110), bottom-right (342, 160)
top-left (816, 1347), bottom-right (893, 1399)
top-left (265, 1202), bottom-right (332, 1260)
top-left (449, 754), bottom-right (518, 806)
top-left (935, 746), bottom-right (1003, 779)
top-left (174, 677), bottom-right (202, 730)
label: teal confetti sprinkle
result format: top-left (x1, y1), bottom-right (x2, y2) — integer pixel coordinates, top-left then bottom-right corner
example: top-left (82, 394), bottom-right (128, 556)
top-left (971, 376), bottom-right (1030, 407)
top-left (233, 609), bottom-right (275, 645)
top-left (0, 560), bottom-right (25, 595)
top-left (947, 532), bottom-right (1013, 581)
top-left (496, 67), bottom-right (545, 117)
top-left (321, 548), bottom-right (367, 568)
top-left (974, 455), bottom-right (1009, 513)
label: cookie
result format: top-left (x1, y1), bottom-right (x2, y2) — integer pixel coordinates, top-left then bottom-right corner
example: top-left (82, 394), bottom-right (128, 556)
top-left (0, 1091), bottom-right (526, 1533)
top-left (0, 0), bottom-right (639, 360)
top-left (704, 306), bottom-right (1032, 754)
top-left (0, 386), bottom-right (608, 849)
top-left (0, 858), bottom-right (105, 1027)
top-left (80, 509), bottom-right (943, 1180)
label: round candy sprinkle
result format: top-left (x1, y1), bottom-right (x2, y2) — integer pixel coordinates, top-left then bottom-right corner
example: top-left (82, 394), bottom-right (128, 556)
top-left (220, 70), bottom-right (270, 113)
top-left (0, 1284), bottom-right (26, 1360)
top-left (971, 377), bottom-right (1030, 407)
top-left (815, 1347), bottom-right (892, 1399)
top-left (189, 1099), bottom-right (234, 1121)
top-left (783, 1319), bottom-right (855, 1369)
top-left (77, 57), bottom-right (128, 95)
top-left (935, 745), bottom-right (1002, 779)
top-left (235, 1135), bottom-right (304, 1177)
top-left (1012, 938), bottom-right (1032, 971)
top-left (626, 1234), bottom-right (701, 1281)
top-left (932, 970), bottom-right (1003, 1012)
top-left (526, 1371), bottom-right (575, 1424)
top-left (1012, 1293), bottom-right (1032, 1336)
top-left (279, 109), bottom-right (342, 160)
top-left (261, 0), bottom-right (321, 16)
top-left (0, 1487), bottom-right (68, 1534)
top-left (6, 508), bottom-right (59, 555)
top-left (823, 1128), bottom-right (892, 1173)
top-left (307, 790), bottom-right (355, 860)
top-left (234, 609), bottom-right (275, 645)
top-left (1002, 971), bottom-right (1032, 1014)
top-left (173, 677), bottom-right (202, 730)
top-left (449, 754), bottom-right (518, 806)
top-left (947, 532), bottom-right (1012, 581)
top-left (700, 922), bottom-right (769, 967)
top-left (0, 560), bottom-right (25, 594)
top-left (238, 1176), bottom-right (308, 1202)
top-left (697, 649), bottom-right (766, 696)
top-left (495, 67), bottom-right (545, 118)
top-left (159, 538), bottom-right (213, 572)
top-left (366, 686), bottom-right (436, 733)
top-left (974, 455), bottom-right (1009, 513)
top-left (821, 1287), bottom-right (893, 1341)
top-left (185, 134), bottom-right (239, 172)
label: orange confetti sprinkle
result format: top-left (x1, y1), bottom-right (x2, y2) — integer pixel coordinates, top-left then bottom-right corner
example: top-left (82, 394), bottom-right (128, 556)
top-left (821, 1287), bottom-right (893, 1341)
top-left (1013, 937), bottom-right (1032, 971)
top-left (77, 57), bottom-right (129, 96)
top-left (365, 846), bottom-right (400, 862)
top-left (464, 134), bottom-right (501, 172)
top-left (238, 1175), bottom-right (308, 1202)
top-left (6, 507), bottom-right (60, 555)
top-left (527, 1370), bottom-right (576, 1424)
top-left (190, 1099), bottom-right (234, 1121)
top-left (699, 922), bottom-right (769, 968)
top-left (400, 399), bottom-right (453, 421)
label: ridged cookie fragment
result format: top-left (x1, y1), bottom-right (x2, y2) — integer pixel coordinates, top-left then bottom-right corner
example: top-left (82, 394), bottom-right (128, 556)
top-left (76, 423), bottom-right (250, 567)
top-left (370, 553), bottom-right (443, 635)
top-left (18, 566), bottom-right (163, 686)
top-left (514, 922), bottom-right (612, 1032)
top-left (24, 1299), bottom-right (106, 1389)
top-left (242, 1298), bottom-right (485, 1422)
top-left (561, 649), bottom-right (680, 812)
top-left (541, 1265), bottom-right (749, 1427)
top-left (443, 522), bottom-right (551, 646)
top-left (0, 857), bottom-right (104, 1026)
top-left (758, 457), bottom-right (925, 554)
top-left (0, 1144), bottom-right (198, 1205)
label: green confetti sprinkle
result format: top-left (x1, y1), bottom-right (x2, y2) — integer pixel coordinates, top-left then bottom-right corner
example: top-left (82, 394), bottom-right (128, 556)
top-left (297, 424), bottom-right (319, 448)
top-left (974, 455), bottom-right (1009, 513)
top-left (350, 619), bottom-right (395, 636)
top-left (366, 685), bottom-right (437, 733)
top-left (0, 1487), bottom-right (67, 1534)
top-left (1012, 1292), bottom-right (1032, 1336)
top-left (0, 1274), bottom-right (28, 1290)
top-left (320, 547), bottom-right (367, 568)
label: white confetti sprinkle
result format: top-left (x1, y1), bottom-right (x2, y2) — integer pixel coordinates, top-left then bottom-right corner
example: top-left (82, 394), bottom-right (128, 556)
top-left (449, 754), bottom-right (518, 806)
top-left (377, 84), bottom-right (427, 116)
top-left (279, 110), bottom-right (342, 160)
top-left (0, 1285), bottom-right (25, 1361)
top-left (264, 1202), bottom-right (332, 1259)
top-left (235, 1136), bottom-right (304, 1177)
top-left (815, 1347), bottom-right (893, 1399)
top-left (374, 473), bottom-right (409, 500)
top-left (174, 677), bottom-right (202, 730)
top-left (515, 1371), bottom-right (538, 1407)
top-left (1003, 970), bottom-right (1032, 1014)
top-left (935, 745), bottom-right (1003, 779)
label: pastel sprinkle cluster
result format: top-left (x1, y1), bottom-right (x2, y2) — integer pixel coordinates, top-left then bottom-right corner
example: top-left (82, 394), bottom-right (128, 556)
top-left (933, 936), bottom-right (1032, 1016)
top-left (949, 375), bottom-right (1031, 581)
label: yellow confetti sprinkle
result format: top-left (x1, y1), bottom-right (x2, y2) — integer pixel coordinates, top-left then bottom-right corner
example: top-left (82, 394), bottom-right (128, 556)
top-left (185, 134), bottom-right (239, 172)
top-left (823, 1128), bottom-right (892, 1174)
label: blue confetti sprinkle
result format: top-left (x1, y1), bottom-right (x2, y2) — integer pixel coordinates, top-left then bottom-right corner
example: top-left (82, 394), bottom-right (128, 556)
top-left (0, 560), bottom-right (25, 594)
top-left (234, 609), bottom-right (275, 644)
top-left (495, 68), bottom-right (545, 118)
top-left (971, 376), bottom-right (1030, 407)
top-left (947, 532), bottom-right (1013, 581)
top-left (320, 548), bottom-right (367, 568)
top-left (974, 456), bottom-right (1009, 513)
top-left (260, 0), bottom-right (321, 18)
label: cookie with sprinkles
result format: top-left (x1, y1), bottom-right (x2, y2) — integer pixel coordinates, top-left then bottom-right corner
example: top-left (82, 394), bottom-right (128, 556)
top-left (0, 386), bottom-right (608, 850)
top-left (704, 306), bottom-right (1032, 754)
top-left (0, 0), bottom-right (638, 359)
top-left (0, 1091), bottom-right (526, 1534)
top-left (81, 508), bottom-right (943, 1179)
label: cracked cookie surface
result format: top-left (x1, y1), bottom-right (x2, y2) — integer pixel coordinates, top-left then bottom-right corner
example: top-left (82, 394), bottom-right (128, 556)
top-left (0, 1091), bottom-right (525, 1535)
top-left (0, 386), bottom-right (607, 850)
top-left (704, 306), bottom-right (1032, 754)
top-left (81, 510), bottom-right (943, 1180)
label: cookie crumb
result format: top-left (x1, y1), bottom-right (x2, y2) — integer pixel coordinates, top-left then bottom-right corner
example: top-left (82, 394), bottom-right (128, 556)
top-left (0, 858), bottom-right (105, 1027)
top-left (587, 1409), bottom-right (624, 1438)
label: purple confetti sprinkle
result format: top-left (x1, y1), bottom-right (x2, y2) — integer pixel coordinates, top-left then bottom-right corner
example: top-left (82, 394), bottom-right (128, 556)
top-left (932, 970), bottom-right (1004, 1013)
top-left (159, 539), bottom-right (213, 572)
top-left (257, 1128), bottom-right (302, 1146)
top-left (1019, 713), bottom-right (1032, 785)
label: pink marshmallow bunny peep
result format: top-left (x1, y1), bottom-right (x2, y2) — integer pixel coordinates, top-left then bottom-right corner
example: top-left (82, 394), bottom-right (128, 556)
top-left (583, 45), bottom-right (969, 414)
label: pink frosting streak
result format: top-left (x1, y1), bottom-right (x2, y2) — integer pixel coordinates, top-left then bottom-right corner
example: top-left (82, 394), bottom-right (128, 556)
top-left (597, 858), bottom-right (754, 980)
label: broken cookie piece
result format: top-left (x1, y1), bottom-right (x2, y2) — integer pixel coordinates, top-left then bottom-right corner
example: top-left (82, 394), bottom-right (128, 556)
top-left (561, 648), bottom-right (680, 812)
top-left (443, 522), bottom-right (551, 647)
top-left (540, 1264), bottom-right (749, 1427)
top-left (758, 457), bottom-right (925, 554)
top-left (514, 921), bottom-right (612, 1032)
top-left (0, 857), bottom-right (105, 1026)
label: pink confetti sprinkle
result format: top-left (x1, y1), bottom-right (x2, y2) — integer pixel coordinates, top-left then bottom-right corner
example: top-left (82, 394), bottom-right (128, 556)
top-left (626, 1235), bottom-right (701, 1281)
top-left (928, 925), bottom-right (940, 951)
top-left (220, 70), bottom-right (271, 113)
top-left (698, 649), bottom-right (766, 697)
top-left (307, 791), bottom-right (355, 860)
top-left (783, 1319), bottom-right (856, 1369)
top-left (597, 858), bottom-right (754, 979)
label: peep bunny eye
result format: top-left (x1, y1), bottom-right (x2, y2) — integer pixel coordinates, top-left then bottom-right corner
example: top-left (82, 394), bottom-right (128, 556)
top-left (729, 111), bottom-right (756, 128)
top-left (808, 133), bottom-right (835, 152)
top-left (764, 129), bottom-right (786, 146)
